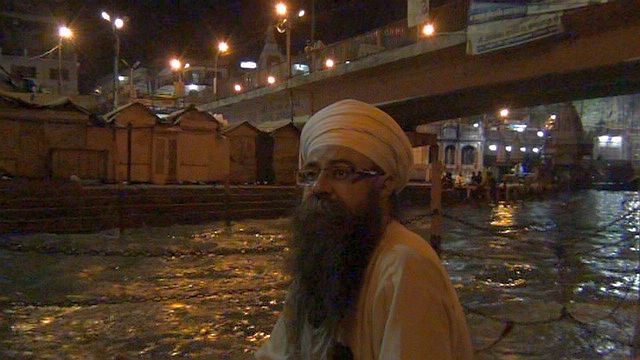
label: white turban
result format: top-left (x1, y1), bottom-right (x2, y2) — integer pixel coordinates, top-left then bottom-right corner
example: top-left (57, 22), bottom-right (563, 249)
top-left (300, 99), bottom-right (413, 193)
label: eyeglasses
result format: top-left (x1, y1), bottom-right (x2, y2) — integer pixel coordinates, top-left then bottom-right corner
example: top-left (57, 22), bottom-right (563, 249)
top-left (296, 164), bottom-right (385, 186)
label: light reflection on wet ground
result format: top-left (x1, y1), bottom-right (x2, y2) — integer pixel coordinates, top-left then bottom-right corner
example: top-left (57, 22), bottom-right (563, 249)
top-left (1, 190), bottom-right (638, 359)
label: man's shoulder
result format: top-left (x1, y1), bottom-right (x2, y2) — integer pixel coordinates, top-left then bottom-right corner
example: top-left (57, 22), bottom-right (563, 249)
top-left (373, 221), bottom-right (444, 281)
top-left (381, 221), bottom-right (437, 260)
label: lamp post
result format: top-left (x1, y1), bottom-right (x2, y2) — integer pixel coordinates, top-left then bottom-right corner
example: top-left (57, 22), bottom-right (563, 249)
top-left (170, 59), bottom-right (182, 80)
top-left (275, 3), bottom-right (291, 79)
top-left (57, 26), bottom-right (72, 95)
top-left (101, 11), bottom-right (125, 109)
top-left (121, 59), bottom-right (140, 100)
top-left (170, 59), bottom-right (189, 98)
top-left (275, 2), bottom-right (305, 79)
top-left (275, 2), bottom-right (305, 122)
top-left (213, 41), bottom-right (229, 101)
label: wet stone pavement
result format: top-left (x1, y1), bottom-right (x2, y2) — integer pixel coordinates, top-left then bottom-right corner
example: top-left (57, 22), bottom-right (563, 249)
top-left (0, 190), bottom-right (638, 359)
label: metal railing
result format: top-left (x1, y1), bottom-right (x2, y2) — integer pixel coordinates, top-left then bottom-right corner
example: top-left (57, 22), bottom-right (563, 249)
top-left (227, 19), bottom-right (416, 93)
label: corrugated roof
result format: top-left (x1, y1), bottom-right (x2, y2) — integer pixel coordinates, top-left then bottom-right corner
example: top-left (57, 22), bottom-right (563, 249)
top-left (102, 101), bottom-right (160, 125)
top-left (163, 104), bottom-right (198, 125)
top-left (255, 120), bottom-right (306, 133)
top-left (0, 90), bottom-right (91, 114)
top-left (223, 121), bottom-right (262, 134)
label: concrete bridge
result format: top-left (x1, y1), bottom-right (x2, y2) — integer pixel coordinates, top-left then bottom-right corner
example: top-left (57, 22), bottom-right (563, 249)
top-left (199, 0), bottom-right (640, 130)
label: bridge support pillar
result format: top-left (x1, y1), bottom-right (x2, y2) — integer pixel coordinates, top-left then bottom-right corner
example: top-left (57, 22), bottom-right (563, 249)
top-left (430, 158), bottom-right (443, 257)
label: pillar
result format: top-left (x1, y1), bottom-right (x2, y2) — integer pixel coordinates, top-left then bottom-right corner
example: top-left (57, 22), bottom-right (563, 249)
top-left (430, 145), bottom-right (443, 257)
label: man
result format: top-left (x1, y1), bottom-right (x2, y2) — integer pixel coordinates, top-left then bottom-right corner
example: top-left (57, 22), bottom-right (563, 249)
top-left (256, 100), bottom-right (473, 359)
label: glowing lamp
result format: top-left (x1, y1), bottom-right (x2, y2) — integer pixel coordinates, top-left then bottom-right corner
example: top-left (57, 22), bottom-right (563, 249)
top-left (422, 23), bottom-right (435, 36)
top-left (58, 26), bottom-right (73, 39)
top-left (325, 58), bottom-right (335, 68)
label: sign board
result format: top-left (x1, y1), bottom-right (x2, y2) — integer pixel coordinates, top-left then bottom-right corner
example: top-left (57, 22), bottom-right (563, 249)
top-left (468, 1), bottom-right (527, 25)
top-left (467, 0), bottom-right (607, 55)
top-left (527, 0), bottom-right (608, 15)
top-left (467, 13), bottom-right (562, 55)
top-left (408, 0), bottom-right (430, 27)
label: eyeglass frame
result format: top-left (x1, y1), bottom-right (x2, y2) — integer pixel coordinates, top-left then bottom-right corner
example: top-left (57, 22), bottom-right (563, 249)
top-left (295, 162), bottom-right (385, 187)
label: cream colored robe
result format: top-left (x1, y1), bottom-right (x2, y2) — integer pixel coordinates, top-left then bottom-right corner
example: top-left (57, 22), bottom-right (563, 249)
top-left (256, 221), bottom-right (474, 360)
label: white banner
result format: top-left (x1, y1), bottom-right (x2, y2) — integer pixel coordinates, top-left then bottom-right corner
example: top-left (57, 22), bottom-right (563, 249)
top-left (467, 13), bottom-right (563, 55)
top-left (526, 0), bottom-right (608, 15)
top-left (408, 0), bottom-right (430, 27)
top-left (468, 1), bottom-right (527, 25)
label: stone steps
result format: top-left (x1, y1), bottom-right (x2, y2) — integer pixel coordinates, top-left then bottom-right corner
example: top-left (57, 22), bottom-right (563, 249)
top-left (0, 183), bottom-right (301, 234)
top-left (0, 207), bottom-right (295, 234)
top-left (0, 199), bottom-right (299, 221)
top-left (0, 192), bottom-right (298, 208)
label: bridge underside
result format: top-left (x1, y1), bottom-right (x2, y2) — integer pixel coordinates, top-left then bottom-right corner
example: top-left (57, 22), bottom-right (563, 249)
top-left (302, 1), bottom-right (640, 129)
top-left (381, 60), bottom-right (640, 129)
top-left (205, 1), bottom-right (640, 131)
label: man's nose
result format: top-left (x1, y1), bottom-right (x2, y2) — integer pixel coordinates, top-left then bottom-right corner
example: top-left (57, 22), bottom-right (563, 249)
top-left (309, 169), bottom-right (334, 195)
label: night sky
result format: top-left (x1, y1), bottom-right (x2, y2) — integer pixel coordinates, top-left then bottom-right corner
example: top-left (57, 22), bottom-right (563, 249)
top-left (49, 0), bottom-right (410, 93)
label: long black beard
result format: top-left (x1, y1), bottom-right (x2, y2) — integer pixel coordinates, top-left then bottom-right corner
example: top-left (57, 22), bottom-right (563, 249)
top-left (286, 190), bottom-right (384, 355)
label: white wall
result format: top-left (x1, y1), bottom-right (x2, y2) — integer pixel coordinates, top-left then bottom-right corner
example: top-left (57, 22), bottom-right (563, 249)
top-left (0, 54), bottom-right (78, 95)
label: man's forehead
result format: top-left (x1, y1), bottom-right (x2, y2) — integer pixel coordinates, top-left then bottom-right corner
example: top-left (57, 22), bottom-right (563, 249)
top-left (304, 145), bottom-right (374, 167)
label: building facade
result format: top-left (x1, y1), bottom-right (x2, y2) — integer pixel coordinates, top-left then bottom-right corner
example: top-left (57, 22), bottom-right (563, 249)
top-left (0, 8), bottom-right (78, 95)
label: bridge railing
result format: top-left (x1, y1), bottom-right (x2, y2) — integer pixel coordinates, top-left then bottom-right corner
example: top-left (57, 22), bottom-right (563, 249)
top-left (229, 19), bottom-right (414, 92)
top-left (225, 0), bottom-right (469, 97)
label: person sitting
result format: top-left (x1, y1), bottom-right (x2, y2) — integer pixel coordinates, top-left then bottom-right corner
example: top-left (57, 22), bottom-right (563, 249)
top-left (256, 99), bottom-right (473, 360)
top-left (442, 171), bottom-right (453, 189)
top-left (455, 173), bottom-right (466, 188)
top-left (474, 171), bottom-right (483, 185)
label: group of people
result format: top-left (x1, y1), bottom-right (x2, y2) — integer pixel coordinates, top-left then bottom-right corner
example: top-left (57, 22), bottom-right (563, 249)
top-left (442, 171), bottom-right (483, 189)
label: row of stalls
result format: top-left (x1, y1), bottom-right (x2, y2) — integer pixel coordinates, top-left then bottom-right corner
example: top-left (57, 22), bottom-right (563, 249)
top-left (104, 103), bottom-right (230, 185)
top-left (0, 93), bottom-right (113, 181)
top-left (0, 94), bottom-right (302, 185)
top-left (106, 104), bottom-right (301, 185)
top-left (226, 120), bottom-right (301, 185)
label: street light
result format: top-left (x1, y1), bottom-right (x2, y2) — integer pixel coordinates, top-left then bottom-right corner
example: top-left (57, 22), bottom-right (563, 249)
top-left (276, 2), bottom-right (287, 16)
top-left (234, 83), bottom-right (242, 92)
top-left (170, 59), bottom-right (182, 71)
top-left (275, 2), bottom-right (305, 79)
top-left (121, 59), bottom-right (140, 100)
top-left (422, 23), bottom-right (435, 37)
top-left (101, 11), bottom-right (126, 108)
top-left (267, 75), bottom-right (276, 85)
top-left (170, 58), bottom-right (190, 82)
top-left (169, 59), bottom-right (190, 98)
top-left (57, 26), bottom-right (73, 95)
top-left (325, 58), bottom-right (335, 69)
top-left (214, 40), bottom-right (229, 101)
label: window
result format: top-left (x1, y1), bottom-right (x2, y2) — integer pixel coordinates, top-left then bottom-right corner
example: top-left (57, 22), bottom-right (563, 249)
top-left (49, 68), bottom-right (69, 80)
top-left (442, 126), bottom-right (458, 139)
top-left (11, 65), bottom-right (36, 78)
top-left (445, 145), bottom-right (456, 165)
top-left (462, 145), bottom-right (476, 165)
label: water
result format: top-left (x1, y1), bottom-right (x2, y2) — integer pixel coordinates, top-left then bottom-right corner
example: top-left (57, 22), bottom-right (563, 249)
top-left (0, 190), bottom-right (638, 359)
